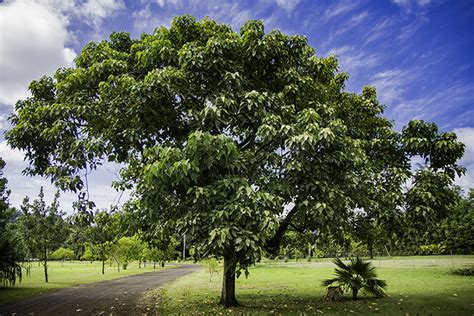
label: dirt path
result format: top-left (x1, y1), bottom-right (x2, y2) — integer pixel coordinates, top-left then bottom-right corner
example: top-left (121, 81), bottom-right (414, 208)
top-left (0, 264), bottom-right (200, 316)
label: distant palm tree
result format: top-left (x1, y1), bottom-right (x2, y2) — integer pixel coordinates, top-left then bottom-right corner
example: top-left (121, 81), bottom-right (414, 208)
top-left (322, 257), bottom-right (387, 300)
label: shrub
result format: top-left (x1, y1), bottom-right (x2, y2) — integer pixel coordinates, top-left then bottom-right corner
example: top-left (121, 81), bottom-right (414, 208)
top-left (451, 267), bottom-right (473, 276)
top-left (322, 257), bottom-right (387, 300)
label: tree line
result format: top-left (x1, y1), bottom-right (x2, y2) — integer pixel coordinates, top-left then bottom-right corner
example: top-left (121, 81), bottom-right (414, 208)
top-left (1, 162), bottom-right (179, 285)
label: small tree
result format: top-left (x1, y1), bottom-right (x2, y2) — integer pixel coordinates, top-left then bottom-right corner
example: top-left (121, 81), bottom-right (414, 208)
top-left (143, 235), bottom-right (179, 268)
top-left (85, 210), bottom-right (121, 274)
top-left (112, 236), bottom-right (143, 271)
top-left (322, 257), bottom-right (387, 300)
top-left (19, 188), bottom-right (66, 282)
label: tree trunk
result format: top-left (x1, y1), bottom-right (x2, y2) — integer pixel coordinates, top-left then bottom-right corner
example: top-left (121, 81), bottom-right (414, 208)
top-left (220, 249), bottom-right (239, 307)
top-left (352, 287), bottom-right (358, 300)
top-left (44, 250), bottom-right (49, 283)
top-left (113, 255), bottom-right (120, 272)
top-left (369, 244), bottom-right (374, 259)
top-left (153, 262), bottom-right (156, 269)
top-left (161, 261), bottom-right (165, 268)
top-left (102, 254), bottom-right (105, 275)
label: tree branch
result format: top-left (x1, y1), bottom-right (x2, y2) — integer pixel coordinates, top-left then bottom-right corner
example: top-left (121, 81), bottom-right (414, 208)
top-left (265, 204), bottom-right (299, 256)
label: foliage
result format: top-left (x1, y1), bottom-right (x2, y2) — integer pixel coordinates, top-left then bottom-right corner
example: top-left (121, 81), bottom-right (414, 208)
top-left (204, 257), bottom-right (219, 282)
top-left (19, 187), bottom-right (66, 282)
top-left (112, 236), bottom-right (144, 270)
top-left (0, 157), bottom-right (24, 286)
top-left (50, 247), bottom-right (75, 261)
top-left (5, 15), bottom-right (465, 305)
top-left (416, 244), bottom-right (447, 255)
top-left (451, 267), bottom-right (474, 276)
top-left (85, 210), bottom-right (122, 274)
top-left (143, 236), bottom-right (179, 267)
top-left (440, 189), bottom-right (474, 253)
top-left (321, 257), bottom-right (387, 300)
top-left (81, 246), bottom-right (97, 261)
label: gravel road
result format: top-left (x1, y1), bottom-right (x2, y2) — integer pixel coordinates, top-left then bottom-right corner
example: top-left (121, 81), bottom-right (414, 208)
top-left (0, 264), bottom-right (199, 316)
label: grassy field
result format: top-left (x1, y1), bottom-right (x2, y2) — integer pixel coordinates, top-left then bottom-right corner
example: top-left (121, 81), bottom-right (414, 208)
top-left (152, 256), bottom-right (474, 315)
top-left (0, 260), bottom-right (173, 305)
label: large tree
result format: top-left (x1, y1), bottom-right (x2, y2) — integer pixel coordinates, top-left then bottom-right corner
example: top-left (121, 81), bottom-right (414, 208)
top-left (6, 16), bottom-right (464, 305)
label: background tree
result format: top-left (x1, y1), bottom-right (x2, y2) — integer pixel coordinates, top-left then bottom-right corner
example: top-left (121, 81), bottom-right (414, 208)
top-left (50, 247), bottom-right (75, 265)
top-left (5, 16), bottom-right (465, 306)
top-left (441, 189), bottom-right (474, 253)
top-left (19, 188), bottom-right (66, 282)
top-left (0, 158), bottom-right (26, 286)
top-left (85, 210), bottom-right (121, 274)
top-left (112, 236), bottom-right (143, 271)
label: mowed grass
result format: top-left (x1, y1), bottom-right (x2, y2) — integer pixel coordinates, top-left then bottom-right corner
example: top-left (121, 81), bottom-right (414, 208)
top-left (0, 260), bottom-right (173, 305)
top-left (154, 256), bottom-right (474, 315)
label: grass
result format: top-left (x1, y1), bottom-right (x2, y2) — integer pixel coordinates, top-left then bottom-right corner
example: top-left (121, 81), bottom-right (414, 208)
top-left (152, 256), bottom-right (474, 315)
top-left (0, 260), bottom-right (173, 305)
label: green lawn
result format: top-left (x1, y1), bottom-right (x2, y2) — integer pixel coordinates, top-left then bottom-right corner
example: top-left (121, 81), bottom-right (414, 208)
top-left (0, 260), bottom-right (173, 305)
top-left (153, 256), bottom-right (474, 315)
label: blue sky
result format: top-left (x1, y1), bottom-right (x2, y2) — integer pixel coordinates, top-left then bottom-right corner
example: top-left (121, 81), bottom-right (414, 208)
top-left (0, 0), bottom-right (473, 211)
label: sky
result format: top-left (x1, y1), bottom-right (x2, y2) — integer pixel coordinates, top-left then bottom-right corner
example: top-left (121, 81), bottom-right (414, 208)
top-left (0, 0), bottom-right (473, 212)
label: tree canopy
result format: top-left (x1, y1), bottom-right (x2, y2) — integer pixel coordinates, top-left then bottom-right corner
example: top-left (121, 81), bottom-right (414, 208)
top-left (6, 15), bottom-right (465, 306)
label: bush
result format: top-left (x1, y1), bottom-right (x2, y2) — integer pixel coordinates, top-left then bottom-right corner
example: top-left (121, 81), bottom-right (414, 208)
top-left (417, 244), bottom-right (447, 255)
top-left (50, 247), bottom-right (75, 261)
top-left (451, 267), bottom-right (473, 276)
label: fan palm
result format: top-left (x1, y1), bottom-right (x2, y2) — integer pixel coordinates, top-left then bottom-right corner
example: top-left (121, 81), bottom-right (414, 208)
top-left (322, 257), bottom-right (387, 300)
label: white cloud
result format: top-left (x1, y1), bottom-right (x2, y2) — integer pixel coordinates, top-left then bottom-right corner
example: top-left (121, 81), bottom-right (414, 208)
top-left (388, 82), bottom-right (474, 129)
top-left (0, 0), bottom-right (126, 106)
top-left (391, 0), bottom-right (434, 13)
top-left (328, 46), bottom-right (379, 76)
top-left (323, 1), bottom-right (359, 20)
top-left (78, 0), bottom-right (125, 29)
top-left (0, 140), bottom-right (25, 163)
top-left (454, 127), bottom-right (474, 167)
top-left (327, 46), bottom-right (351, 56)
top-left (275, 0), bottom-right (300, 12)
top-left (396, 16), bottom-right (428, 42)
top-left (453, 127), bottom-right (474, 192)
top-left (0, 0), bottom-right (77, 105)
top-left (370, 69), bottom-right (415, 104)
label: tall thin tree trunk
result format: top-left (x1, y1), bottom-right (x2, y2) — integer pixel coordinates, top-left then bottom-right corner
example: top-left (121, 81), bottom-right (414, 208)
top-left (44, 249), bottom-right (49, 282)
top-left (220, 249), bottom-right (239, 307)
top-left (113, 255), bottom-right (120, 272)
top-left (102, 255), bottom-right (105, 275)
